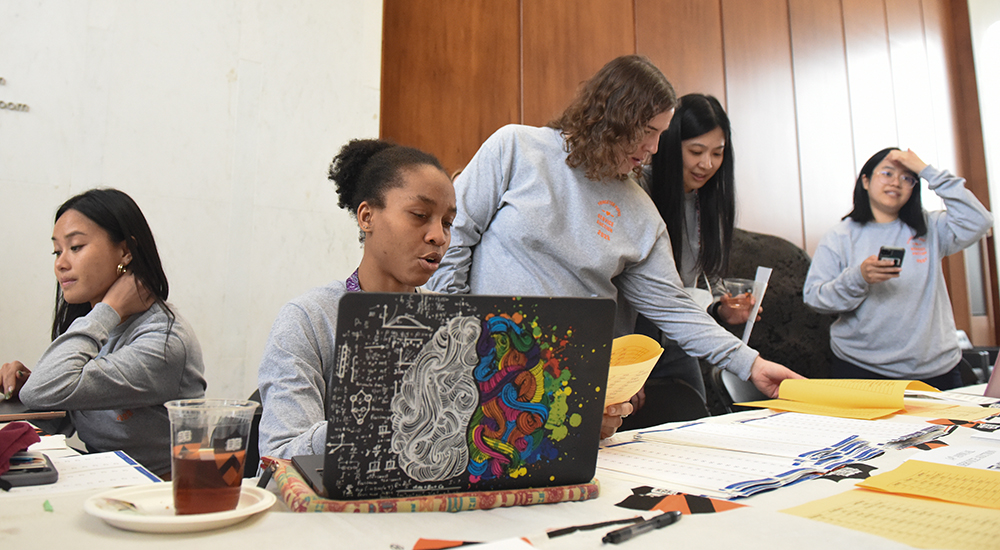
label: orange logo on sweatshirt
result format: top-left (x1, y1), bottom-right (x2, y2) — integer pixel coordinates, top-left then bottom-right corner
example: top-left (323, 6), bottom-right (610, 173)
top-left (909, 236), bottom-right (928, 264)
top-left (597, 200), bottom-right (620, 241)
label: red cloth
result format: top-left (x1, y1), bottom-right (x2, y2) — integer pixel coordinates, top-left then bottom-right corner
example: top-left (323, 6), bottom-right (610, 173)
top-left (0, 422), bottom-right (41, 477)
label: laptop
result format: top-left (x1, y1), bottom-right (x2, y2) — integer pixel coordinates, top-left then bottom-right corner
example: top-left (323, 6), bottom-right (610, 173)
top-left (293, 292), bottom-right (616, 500)
top-left (986, 352), bottom-right (1000, 399)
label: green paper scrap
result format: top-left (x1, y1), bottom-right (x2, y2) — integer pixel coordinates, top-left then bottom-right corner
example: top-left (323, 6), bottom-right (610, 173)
top-left (42, 500), bottom-right (53, 512)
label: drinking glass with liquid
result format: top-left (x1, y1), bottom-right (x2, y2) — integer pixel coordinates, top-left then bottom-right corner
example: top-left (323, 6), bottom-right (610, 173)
top-left (721, 278), bottom-right (755, 310)
top-left (165, 399), bottom-right (258, 515)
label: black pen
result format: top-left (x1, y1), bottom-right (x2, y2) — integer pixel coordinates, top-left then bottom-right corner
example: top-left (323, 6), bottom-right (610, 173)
top-left (602, 510), bottom-right (682, 544)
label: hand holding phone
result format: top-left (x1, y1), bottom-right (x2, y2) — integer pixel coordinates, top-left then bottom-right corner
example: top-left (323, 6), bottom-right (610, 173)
top-left (878, 246), bottom-right (905, 268)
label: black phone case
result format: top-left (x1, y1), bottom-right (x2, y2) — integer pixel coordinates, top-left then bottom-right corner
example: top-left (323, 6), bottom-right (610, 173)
top-left (878, 246), bottom-right (905, 267)
top-left (0, 453), bottom-right (58, 487)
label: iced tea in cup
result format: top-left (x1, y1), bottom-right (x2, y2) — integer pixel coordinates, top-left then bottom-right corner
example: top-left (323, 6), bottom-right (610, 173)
top-left (165, 399), bottom-right (258, 515)
top-left (722, 278), bottom-right (755, 310)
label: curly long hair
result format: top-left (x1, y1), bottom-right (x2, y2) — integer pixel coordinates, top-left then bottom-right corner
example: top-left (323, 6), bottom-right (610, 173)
top-left (548, 55), bottom-right (676, 182)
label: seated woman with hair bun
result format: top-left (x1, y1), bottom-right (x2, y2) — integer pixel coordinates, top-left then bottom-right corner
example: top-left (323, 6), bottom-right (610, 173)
top-left (257, 139), bottom-right (457, 459)
top-left (0, 188), bottom-right (206, 477)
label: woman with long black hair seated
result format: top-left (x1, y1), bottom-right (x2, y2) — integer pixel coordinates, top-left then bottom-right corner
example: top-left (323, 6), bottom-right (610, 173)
top-left (0, 189), bottom-right (206, 477)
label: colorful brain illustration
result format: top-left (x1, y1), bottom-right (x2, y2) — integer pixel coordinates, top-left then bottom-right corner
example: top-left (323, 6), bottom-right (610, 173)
top-left (466, 314), bottom-right (575, 483)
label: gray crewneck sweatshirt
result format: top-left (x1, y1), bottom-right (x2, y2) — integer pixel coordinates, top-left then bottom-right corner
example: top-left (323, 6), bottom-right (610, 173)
top-left (804, 165), bottom-right (993, 379)
top-left (20, 302), bottom-right (206, 476)
top-left (426, 124), bottom-right (759, 379)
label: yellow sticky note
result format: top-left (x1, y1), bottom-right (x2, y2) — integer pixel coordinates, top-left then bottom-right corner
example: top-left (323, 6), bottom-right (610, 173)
top-left (857, 460), bottom-right (1000, 510)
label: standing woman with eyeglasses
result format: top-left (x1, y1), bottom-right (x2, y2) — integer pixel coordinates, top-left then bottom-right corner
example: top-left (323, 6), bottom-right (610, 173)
top-left (804, 148), bottom-right (993, 388)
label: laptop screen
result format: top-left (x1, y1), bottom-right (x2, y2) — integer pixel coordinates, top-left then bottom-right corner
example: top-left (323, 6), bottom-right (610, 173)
top-left (986, 352), bottom-right (1000, 399)
top-left (315, 292), bottom-right (615, 500)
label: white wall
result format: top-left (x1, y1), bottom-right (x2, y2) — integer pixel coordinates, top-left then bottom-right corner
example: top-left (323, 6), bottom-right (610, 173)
top-left (0, 0), bottom-right (382, 399)
top-left (968, 0), bottom-right (1000, 277)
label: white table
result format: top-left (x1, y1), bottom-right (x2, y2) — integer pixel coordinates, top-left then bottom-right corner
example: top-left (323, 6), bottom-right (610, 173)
top-left (1, 407), bottom-right (996, 549)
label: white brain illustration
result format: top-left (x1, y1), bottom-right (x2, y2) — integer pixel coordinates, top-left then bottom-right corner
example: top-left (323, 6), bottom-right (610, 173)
top-left (390, 315), bottom-right (480, 482)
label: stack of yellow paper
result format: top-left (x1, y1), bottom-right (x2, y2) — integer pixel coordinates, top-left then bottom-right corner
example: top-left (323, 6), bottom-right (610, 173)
top-left (737, 379), bottom-right (938, 420)
top-left (603, 334), bottom-right (663, 407)
top-left (782, 460), bottom-right (1000, 549)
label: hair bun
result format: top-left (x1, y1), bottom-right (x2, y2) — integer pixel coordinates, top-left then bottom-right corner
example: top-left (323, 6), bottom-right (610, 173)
top-left (329, 139), bottom-right (397, 211)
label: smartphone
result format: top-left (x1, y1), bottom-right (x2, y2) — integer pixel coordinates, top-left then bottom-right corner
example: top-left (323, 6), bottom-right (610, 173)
top-left (878, 246), bottom-right (906, 268)
top-left (0, 451), bottom-right (58, 487)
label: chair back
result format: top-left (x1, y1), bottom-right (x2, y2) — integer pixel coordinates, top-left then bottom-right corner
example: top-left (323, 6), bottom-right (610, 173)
top-left (709, 368), bottom-right (767, 414)
top-left (720, 369), bottom-right (767, 403)
top-left (245, 388), bottom-right (263, 477)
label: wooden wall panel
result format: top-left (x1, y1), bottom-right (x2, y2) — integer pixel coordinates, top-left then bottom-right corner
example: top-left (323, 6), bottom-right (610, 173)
top-left (788, 0), bottom-right (857, 255)
top-left (917, 0), bottom-right (960, 173)
top-left (720, 0), bottom-right (803, 246)
top-left (935, 0), bottom-right (990, 205)
top-left (925, 0), bottom-right (994, 343)
top-left (843, 0), bottom-right (898, 168)
top-left (380, 0), bottom-right (520, 173)
top-left (635, 0), bottom-right (726, 102)
top-left (886, 0), bottom-right (940, 199)
top-left (522, 0), bottom-right (636, 126)
top-left (379, 0), bottom-right (995, 343)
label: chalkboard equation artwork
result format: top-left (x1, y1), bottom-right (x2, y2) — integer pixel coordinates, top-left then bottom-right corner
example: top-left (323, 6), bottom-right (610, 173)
top-left (323, 293), bottom-right (614, 500)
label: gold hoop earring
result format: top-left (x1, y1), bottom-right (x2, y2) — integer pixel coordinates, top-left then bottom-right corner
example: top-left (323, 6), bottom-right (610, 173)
top-left (117, 263), bottom-right (127, 276)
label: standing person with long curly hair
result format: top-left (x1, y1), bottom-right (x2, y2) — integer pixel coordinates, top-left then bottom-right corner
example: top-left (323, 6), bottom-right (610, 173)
top-left (427, 56), bottom-right (803, 438)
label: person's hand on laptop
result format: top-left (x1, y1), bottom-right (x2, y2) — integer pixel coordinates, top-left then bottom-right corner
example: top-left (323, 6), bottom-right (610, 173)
top-left (748, 357), bottom-right (805, 398)
top-left (601, 401), bottom-right (634, 439)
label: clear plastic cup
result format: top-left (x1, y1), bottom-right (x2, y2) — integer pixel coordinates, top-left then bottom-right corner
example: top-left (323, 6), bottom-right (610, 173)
top-left (722, 278), bottom-right (755, 310)
top-left (165, 398), bottom-right (258, 515)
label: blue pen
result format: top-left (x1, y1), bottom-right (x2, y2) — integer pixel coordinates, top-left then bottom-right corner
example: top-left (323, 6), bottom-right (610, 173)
top-left (602, 511), bottom-right (682, 544)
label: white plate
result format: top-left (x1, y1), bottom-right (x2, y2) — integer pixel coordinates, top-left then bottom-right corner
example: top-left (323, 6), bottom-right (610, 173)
top-left (84, 483), bottom-right (277, 533)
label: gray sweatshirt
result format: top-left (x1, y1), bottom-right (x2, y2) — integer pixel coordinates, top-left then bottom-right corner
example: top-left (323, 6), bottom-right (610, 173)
top-left (803, 165), bottom-right (993, 379)
top-left (20, 302), bottom-right (206, 476)
top-left (426, 125), bottom-right (758, 379)
top-left (257, 281), bottom-right (347, 459)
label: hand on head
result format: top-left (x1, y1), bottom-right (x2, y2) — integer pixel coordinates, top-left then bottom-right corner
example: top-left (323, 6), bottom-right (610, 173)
top-left (0, 361), bottom-right (31, 402)
top-left (101, 272), bottom-right (154, 321)
top-left (748, 357), bottom-right (805, 398)
top-left (860, 255), bottom-right (901, 284)
top-left (884, 148), bottom-right (927, 176)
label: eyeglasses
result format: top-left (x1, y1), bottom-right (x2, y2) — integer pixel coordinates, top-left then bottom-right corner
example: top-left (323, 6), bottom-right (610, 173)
top-left (875, 169), bottom-right (919, 188)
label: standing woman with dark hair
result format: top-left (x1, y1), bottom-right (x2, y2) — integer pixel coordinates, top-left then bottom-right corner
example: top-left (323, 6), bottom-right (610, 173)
top-left (628, 93), bottom-right (754, 404)
top-left (804, 148), bottom-right (992, 389)
top-left (427, 56), bottom-right (802, 438)
top-left (0, 188), bottom-right (206, 477)
top-left (257, 139), bottom-right (456, 459)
